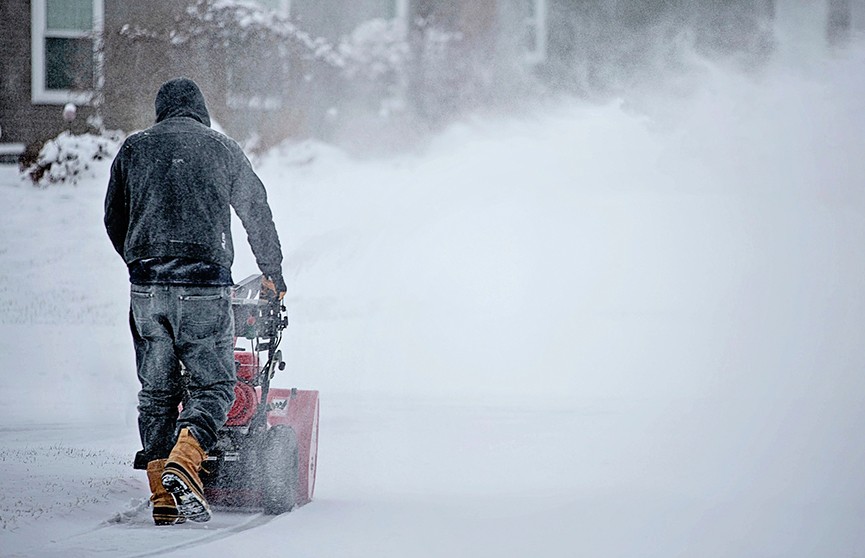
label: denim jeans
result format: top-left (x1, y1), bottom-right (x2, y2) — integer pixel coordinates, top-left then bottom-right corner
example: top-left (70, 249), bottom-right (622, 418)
top-left (129, 284), bottom-right (236, 457)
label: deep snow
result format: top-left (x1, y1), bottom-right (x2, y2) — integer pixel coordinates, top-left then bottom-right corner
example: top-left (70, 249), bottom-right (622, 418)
top-left (2, 33), bottom-right (865, 558)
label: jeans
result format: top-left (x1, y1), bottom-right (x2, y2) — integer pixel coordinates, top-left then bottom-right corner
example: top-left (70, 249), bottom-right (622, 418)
top-left (129, 284), bottom-right (236, 458)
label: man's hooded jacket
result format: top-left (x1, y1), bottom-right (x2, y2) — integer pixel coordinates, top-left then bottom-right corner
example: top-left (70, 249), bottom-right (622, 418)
top-left (105, 77), bottom-right (283, 287)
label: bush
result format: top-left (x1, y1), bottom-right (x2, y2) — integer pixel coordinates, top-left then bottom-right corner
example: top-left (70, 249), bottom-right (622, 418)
top-left (24, 131), bottom-right (122, 187)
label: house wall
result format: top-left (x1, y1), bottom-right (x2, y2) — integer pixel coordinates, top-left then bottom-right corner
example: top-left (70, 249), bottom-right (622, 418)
top-left (774, 1), bottom-right (852, 54)
top-left (0, 0), bottom-right (31, 146)
top-left (0, 1), bottom-right (311, 159)
top-left (827, 0), bottom-right (865, 42)
top-left (540, 0), bottom-right (776, 95)
top-left (855, 0), bottom-right (865, 29)
top-left (101, 2), bottom-right (183, 133)
top-left (1, 0), bottom-right (95, 162)
top-left (101, 2), bottom-right (312, 147)
top-left (9, 0), bottom-right (858, 162)
top-left (4, 0), bottom-right (532, 158)
top-left (537, 0), bottom-right (611, 92)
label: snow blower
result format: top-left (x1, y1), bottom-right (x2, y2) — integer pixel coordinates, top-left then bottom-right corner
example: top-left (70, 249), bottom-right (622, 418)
top-left (132, 274), bottom-right (320, 515)
top-left (199, 274), bottom-right (320, 514)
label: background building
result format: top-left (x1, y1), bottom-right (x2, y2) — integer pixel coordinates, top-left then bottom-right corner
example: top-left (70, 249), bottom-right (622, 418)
top-left (2, 0), bottom-right (859, 164)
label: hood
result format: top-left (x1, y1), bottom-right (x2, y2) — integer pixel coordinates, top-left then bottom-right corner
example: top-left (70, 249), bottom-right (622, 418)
top-left (154, 77), bottom-right (211, 127)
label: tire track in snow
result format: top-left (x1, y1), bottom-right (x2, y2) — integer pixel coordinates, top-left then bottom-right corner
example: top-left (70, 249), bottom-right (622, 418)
top-left (27, 507), bottom-right (275, 557)
top-left (123, 512), bottom-right (275, 558)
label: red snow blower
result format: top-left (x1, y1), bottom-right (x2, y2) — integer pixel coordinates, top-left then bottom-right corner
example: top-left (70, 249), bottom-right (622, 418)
top-left (199, 274), bottom-right (320, 514)
top-left (131, 275), bottom-right (319, 514)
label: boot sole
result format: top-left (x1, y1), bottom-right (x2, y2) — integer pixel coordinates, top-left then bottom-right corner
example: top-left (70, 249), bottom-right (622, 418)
top-left (154, 516), bottom-right (186, 525)
top-left (162, 470), bottom-right (212, 523)
top-left (153, 505), bottom-right (186, 525)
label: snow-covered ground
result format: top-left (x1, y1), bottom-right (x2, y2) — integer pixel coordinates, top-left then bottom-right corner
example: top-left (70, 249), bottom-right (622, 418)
top-left (2, 38), bottom-right (865, 557)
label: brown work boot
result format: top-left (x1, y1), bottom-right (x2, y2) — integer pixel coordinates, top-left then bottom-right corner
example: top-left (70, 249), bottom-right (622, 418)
top-left (161, 428), bottom-right (212, 522)
top-left (146, 459), bottom-right (185, 525)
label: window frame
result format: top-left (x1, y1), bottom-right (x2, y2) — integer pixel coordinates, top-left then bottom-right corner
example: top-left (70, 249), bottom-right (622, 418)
top-left (394, 0), bottom-right (409, 24)
top-left (31, 0), bottom-right (104, 105)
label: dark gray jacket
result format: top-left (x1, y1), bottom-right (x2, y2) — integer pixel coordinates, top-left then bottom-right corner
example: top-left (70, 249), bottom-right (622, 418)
top-left (105, 78), bottom-right (283, 286)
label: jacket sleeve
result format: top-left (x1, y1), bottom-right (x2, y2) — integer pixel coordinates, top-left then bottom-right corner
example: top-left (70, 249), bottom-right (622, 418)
top-left (104, 147), bottom-right (129, 259)
top-left (230, 148), bottom-right (284, 282)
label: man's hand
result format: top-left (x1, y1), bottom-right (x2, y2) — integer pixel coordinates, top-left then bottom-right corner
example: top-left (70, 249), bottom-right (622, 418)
top-left (261, 275), bottom-right (286, 301)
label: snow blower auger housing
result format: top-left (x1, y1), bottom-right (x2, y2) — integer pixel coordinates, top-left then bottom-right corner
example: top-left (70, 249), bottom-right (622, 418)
top-left (199, 274), bottom-right (319, 514)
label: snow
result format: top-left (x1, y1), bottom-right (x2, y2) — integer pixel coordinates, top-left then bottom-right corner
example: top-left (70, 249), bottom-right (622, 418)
top-left (23, 131), bottom-right (121, 187)
top-left (2, 39), bottom-right (865, 557)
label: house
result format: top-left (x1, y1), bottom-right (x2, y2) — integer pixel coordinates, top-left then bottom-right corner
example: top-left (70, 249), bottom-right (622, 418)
top-left (1, 0), bottom-right (855, 165)
top-left (0, 0), bottom-right (543, 162)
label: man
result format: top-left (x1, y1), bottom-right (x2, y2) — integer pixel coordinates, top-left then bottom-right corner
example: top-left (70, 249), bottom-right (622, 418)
top-left (105, 77), bottom-right (286, 525)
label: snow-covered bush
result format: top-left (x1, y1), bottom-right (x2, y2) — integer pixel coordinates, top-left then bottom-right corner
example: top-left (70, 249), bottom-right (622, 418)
top-left (120, 0), bottom-right (343, 66)
top-left (338, 18), bottom-right (410, 80)
top-left (333, 18), bottom-right (412, 119)
top-left (24, 131), bottom-right (122, 187)
top-left (167, 0), bottom-right (413, 79)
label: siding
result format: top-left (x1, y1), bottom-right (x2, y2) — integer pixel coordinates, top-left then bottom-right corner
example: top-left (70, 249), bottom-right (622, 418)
top-left (0, 0), bottom-right (95, 160)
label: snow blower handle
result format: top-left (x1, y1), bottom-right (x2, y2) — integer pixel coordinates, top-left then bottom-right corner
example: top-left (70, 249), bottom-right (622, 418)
top-left (258, 295), bottom-right (287, 342)
top-left (250, 277), bottom-right (288, 431)
top-left (259, 275), bottom-right (287, 337)
top-left (230, 274), bottom-right (288, 343)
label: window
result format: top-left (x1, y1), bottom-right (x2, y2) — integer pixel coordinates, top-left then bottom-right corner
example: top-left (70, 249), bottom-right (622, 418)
top-left (521, 0), bottom-right (547, 65)
top-left (31, 0), bottom-right (103, 104)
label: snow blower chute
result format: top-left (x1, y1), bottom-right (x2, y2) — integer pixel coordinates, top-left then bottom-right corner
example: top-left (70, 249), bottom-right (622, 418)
top-left (199, 274), bottom-right (318, 514)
